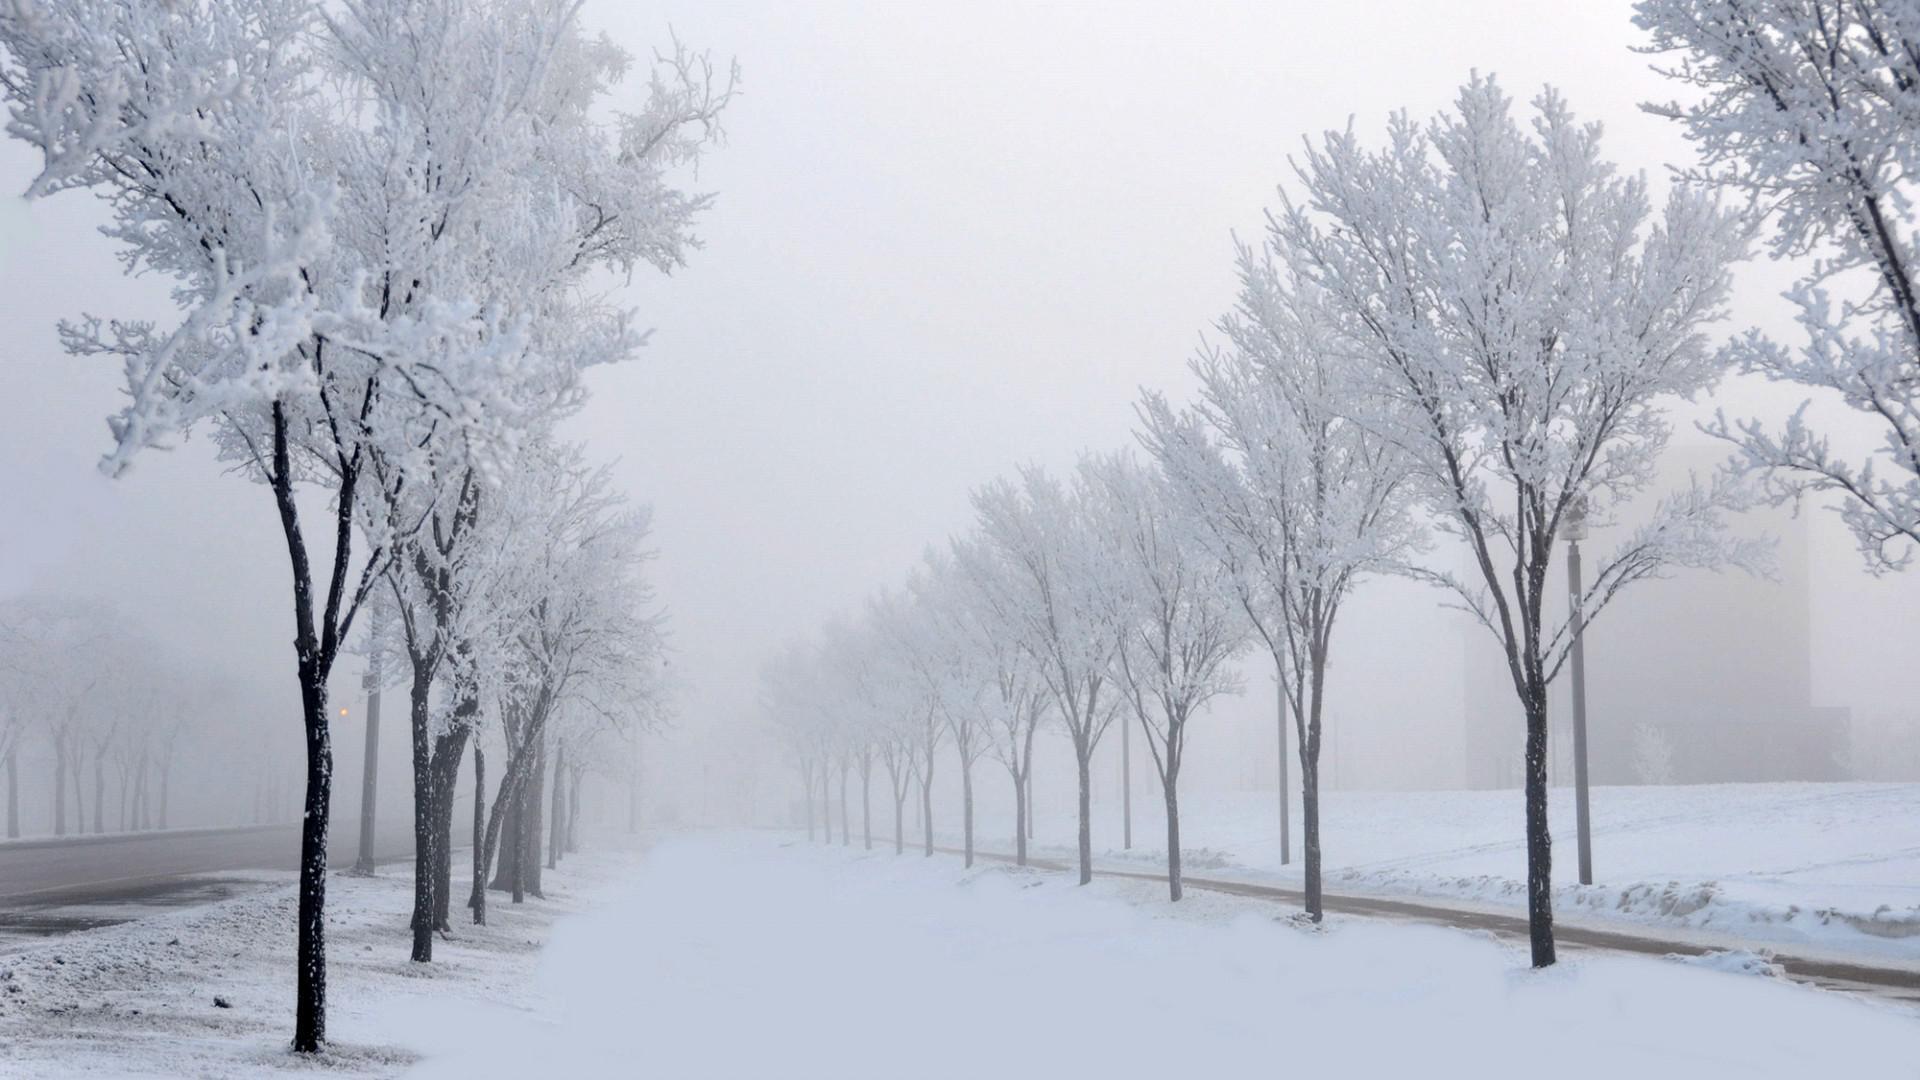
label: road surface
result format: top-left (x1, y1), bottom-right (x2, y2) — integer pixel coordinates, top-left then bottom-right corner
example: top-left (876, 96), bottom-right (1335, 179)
top-left (0, 818), bottom-right (418, 942)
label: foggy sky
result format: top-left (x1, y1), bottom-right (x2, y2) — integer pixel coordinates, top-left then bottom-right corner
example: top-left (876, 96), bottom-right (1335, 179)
top-left (4, 1), bottom-right (1919, 816)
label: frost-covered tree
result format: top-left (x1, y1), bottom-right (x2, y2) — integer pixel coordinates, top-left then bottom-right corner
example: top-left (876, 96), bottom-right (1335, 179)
top-left (1083, 453), bottom-right (1248, 900)
top-left (1280, 77), bottom-right (1758, 965)
top-left (0, 0), bottom-right (727, 1044)
top-left (972, 466), bottom-right (1122, 885)
top-left (1637, 0), bottom-right (1920, 571)
top-left (1141, 244), bottom-right (1419, 920)
top-left (951, 534), bottom-right (1053, 866)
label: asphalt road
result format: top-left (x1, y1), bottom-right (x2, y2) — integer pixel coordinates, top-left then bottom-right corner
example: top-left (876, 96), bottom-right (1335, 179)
top-left (0, 817), bottom-right (417, 908)
top-left (931, 843), bottom-right (1920, 1006)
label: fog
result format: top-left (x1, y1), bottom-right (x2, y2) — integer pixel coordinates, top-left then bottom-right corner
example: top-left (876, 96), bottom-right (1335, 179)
top-left (3, 0), bottom-right (1919, 844)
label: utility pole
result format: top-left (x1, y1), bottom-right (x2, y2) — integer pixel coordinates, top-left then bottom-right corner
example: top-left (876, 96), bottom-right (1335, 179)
top-left (353, 604), bottom-right (384, 875)
top-left (1121, 712), bottom-right (1132, 849)
top-left (1566, 495), bottom-right (1594, 886)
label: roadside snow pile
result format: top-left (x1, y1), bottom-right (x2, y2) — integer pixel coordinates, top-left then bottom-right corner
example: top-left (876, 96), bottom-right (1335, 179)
top-left (1671, 949), bottom-right (1786, 979)
top-left (966, 781), bottom-right (1920, 960)
top-left (405, 833), bottom-right (1920, 1080)
top-left (0, 850), bottom-right (641, 1078)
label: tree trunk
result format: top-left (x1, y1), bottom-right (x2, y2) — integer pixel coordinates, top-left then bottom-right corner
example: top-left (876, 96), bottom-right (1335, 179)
top-left (1011, 766), bottom-right (1027, 867)
top-left (521, 731), bottom-right (546, 900)
top-left (407, 670), bottom-right (436, 963)
top-left (1121, 718), bottom-right (1132, 850)
top-left (892, 779), bottom-right (906, 856)
top-left (566, 769), bottom-right (581, 854)
top-left (838, 764), bottom-right (849, 846)
top-left (492, 787), bottom-right (521, 892)
top-left (802, 763), bottom-right (815, 842)
top-left (1026, 767), bottom-right (1034, 840)
top-left (920, 774), bottom-right (934, 858)
top-left (860, 759), bottom-right (872, 851)
top-left (471, 740), bottom-right (487, 925)
top-left (1164, 776), bottom-right (1183, 902)
top-left (293, 663), bottom-right (334, 1053)
top-left (1524, 688), bottom-right (1556, 967)
top-left (158, 759), bottom-right (170, 831)
top-left (961, 758), bottom-right (975, 868)
top-left (547, 741), bottom-right (566, 871)
top-left (1074, 742), bottom-right (1092, 885)
top-left (1302, 643), bottom-right (1328, 922)
top-left (820, 767), bottom-right (832, 845)
top-left (430, 725), bottom-right (468, 931)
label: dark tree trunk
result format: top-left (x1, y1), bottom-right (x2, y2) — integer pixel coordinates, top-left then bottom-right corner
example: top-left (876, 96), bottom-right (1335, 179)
top-left (1026, 767), bottom-right (1034, 840)
top-left (471, 740), bottom-right (486, 925)
top-left (1301, 643), bottom-right (1327, 922)
top-left (1524, 688), bottom-right (1556, 967)
top-left (492, 787), bottom-right (522, 892)
top-left (520, 732), bottom-right (547, 900)
top-left (407, 670), bottom-right (436, 962)
top-left (294, 667), bottom-right (334, 1053)
top-left (1074, 741), bottom-right (1093, 885)
top-left (430, 724), bottom-right (469, 931)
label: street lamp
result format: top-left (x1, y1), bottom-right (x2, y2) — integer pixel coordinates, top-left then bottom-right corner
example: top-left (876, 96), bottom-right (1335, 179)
top-left (1565, 494), bottom-right (1594, 887)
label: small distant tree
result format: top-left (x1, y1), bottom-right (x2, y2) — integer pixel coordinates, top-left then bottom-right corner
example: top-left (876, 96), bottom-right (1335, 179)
top-left (1631, 722), bottom-right (1677, 786)
top-left (1084, 453), bottom-right (1248, 900)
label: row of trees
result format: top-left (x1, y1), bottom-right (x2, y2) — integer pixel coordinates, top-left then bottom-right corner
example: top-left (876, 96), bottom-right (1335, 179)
top-left (0, 0), bottom-right (721, 1051)
top-left (771, 0), bottom-right (1920, 971)
top-left (0, 597), bottom-right (207, 838)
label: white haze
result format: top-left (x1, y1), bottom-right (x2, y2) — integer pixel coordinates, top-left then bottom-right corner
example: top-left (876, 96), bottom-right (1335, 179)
top-left (3, 0), bottom-right (1919, 831)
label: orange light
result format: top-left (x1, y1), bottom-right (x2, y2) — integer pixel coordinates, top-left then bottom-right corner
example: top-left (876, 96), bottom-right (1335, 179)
top-left (339, 707), bottom-right (349, 717)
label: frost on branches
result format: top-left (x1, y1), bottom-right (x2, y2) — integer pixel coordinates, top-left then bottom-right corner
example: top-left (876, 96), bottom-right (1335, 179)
top-left (1637, 0), bottom-right (1920, 572)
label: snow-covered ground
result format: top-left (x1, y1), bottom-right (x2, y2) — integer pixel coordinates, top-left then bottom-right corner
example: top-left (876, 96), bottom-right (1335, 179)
top-left (950, 781), bottom-right (1920, 961)
top-left (0, 850), bottom-right (641, 1078)
top-left (404, 832), bottom-right (1920, 1079)
top-left (9, 830), bottom-right (1920, 1077)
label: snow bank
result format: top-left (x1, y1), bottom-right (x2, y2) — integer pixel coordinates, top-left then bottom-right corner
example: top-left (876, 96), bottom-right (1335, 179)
top-left (960, 781), bottom-right (1920, 961)
top-left (0, 851), bottom-right (641, 1078)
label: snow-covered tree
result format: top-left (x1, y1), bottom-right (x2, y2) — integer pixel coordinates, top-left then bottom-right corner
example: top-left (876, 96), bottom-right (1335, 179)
top-left (1637, 0), bottom-right (1920, 572)
top-left (950, 534), bottom-right (1053, 866)
top-left (1083, 453), bottom-right (1248, 900)
top-left (1, 0), bottom-right (727, 1044)
top-left (971, 465), bottom-right (1123, 885)
top-left (1141, 239), bottom-right (1420, 919)
top-left (1279, 76), bottom-right (1758, 965)
top-left (1631, 721), bottom-right (1678, 785)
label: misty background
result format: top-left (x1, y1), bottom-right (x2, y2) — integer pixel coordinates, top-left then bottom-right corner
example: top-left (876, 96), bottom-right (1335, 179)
top-left (3, 0), bottom-right (1916, 837)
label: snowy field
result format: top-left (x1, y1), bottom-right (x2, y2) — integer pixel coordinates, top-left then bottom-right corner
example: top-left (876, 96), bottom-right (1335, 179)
top-left (0, 850), bottom-right (641, 1078)
top-left (958, 781), bottom-right (1920, 961)
top-left (7, 830), bottom-right (1920, 1077)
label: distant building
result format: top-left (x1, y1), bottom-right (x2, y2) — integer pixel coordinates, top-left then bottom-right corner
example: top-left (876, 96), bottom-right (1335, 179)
top-left (1462, 447), bottom-right (1849, 788)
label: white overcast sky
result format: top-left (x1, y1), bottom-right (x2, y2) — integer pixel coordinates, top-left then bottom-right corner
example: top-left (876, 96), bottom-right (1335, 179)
top-left (3, 1), bottom-right (1916, 792)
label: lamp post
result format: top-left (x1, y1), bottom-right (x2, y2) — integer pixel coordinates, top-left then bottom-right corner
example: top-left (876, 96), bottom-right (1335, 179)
top-left (353, 604), bottom-right (384, 875)
top-left (1565, 495), bottom-right (1594, 887)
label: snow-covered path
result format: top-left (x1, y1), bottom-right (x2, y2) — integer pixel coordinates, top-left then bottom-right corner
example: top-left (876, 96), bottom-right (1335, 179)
top-left (401, 832), bottom-right (1920, 1079)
